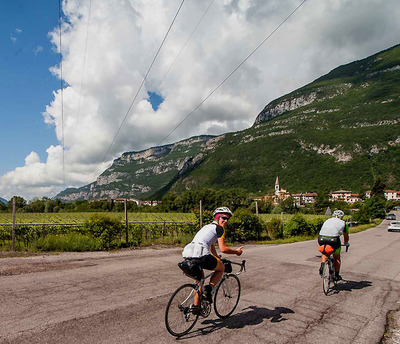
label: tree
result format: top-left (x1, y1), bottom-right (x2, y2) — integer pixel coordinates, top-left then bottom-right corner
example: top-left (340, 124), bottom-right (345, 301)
top-left (280, 197), bottom-right (296, 214)
top-left (0, 201), bottom-right (7, 212)
top-left (353, 196), bottom-right (386, 223)
top-left (371, 177), bottom-right (386, 199)
top-left (314, 190), bottom-right (331, 213)
top-left (7, 196), bottom-right (27, 212)
top-left (226, 208), bottom-right (264, 242)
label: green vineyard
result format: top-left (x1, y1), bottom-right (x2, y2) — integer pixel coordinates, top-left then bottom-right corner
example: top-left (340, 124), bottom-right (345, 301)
top-left (0, 212), bottom-right (198, 252)
top-left (0, 212), bottom-right (196, 224)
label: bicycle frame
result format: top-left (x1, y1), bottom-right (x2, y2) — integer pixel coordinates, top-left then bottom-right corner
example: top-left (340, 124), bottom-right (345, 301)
top-left (193, 259), bottom-right (246, 297)
top-left (183, 259), bottom-right (246, 315)
top-left (165, 258), bottom-right (246, 337)
top-left (320, 244), bottom-right (348, 295)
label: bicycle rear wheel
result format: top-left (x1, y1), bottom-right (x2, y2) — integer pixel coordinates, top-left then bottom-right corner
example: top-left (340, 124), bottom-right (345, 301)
top-left (322, 261), bottom-right (331, 295)
top-left (165, 283), bottom-right (199, 337)
top-left (214, 274), bottom-right (241, 318)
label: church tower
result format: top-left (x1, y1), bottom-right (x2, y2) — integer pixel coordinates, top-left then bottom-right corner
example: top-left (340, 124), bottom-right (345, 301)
top-left (275, 176), bottom-right (280, 195)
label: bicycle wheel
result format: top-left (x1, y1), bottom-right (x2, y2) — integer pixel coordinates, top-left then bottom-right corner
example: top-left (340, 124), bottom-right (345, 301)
top-left (214, 274), bottom-right (241, 318)
top-left (322, 261), bottom-right (331, 295)
top-left (165, 283), bottom-right (199, 337)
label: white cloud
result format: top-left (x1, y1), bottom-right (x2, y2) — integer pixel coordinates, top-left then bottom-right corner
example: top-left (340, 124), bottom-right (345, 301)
top-left (1, 0), bottom-right (400, 200)
top-left (33, 45), bottom-right (43, 55)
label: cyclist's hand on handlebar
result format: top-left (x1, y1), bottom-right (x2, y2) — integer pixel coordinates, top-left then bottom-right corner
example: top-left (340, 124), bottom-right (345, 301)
top-left (236, 246), bottom-right (244, 256)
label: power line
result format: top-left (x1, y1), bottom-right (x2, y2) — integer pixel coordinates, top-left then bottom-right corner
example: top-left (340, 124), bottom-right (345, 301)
top-left (92, 0), bottom-right (186, 180)
top-left (123, 0), bottom-right (215, 144)
top-left (158, 0), bottom-right (215, 88)
top-left (58, 0), bottom-right (65, 187)
top-left (157, 0), bottom-right (308, 146)
top-left (76, 0), bottom-right (92, 125)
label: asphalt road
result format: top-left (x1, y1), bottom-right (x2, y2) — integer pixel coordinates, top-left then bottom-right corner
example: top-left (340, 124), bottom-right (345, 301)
top-left (1, 211), bottom-right (400, 344)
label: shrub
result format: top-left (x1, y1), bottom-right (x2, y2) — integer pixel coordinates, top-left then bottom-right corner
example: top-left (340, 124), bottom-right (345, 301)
top-left (128, 224), bottom-right (143, 247)
top-left (266, 217), bottom-right (283, 239)
top-left (85, 214), bottom-right (123, 250)
top-left (226, 208), bottom-right (264, 242)
top-left (309, 217), bottom-right (325, 236)
top-left (283, 214), bottom-right (310, 238)
top-left (192, 209), bottom-right (213, 227)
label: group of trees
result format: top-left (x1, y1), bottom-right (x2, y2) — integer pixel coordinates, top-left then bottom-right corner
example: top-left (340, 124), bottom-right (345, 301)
top-left (1, 178), bottom-right (397, 224)
top-left (0, 197), bottom-right (142, 213)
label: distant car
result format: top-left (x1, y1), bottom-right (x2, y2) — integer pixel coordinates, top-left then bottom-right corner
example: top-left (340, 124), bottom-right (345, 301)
top-left (388, 221), bottom-right (400, 232)
top-left (386, 213), bottom-right (396, 220)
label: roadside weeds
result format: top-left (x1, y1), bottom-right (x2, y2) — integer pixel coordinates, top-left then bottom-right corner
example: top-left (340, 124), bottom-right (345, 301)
top-left (382, 310), bottom-right (400, 344)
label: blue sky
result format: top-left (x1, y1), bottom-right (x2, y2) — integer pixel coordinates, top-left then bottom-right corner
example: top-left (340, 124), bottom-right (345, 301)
top-left (0, 0), bottom-right (399, 201)
top-left (0, 1), bottom-right (60, 174)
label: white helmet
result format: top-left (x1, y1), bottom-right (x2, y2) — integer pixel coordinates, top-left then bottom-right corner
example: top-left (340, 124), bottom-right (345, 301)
top-left (213, 207), bottom-right (233, 217)
top-left (332, 210), bottom-right (344, 218)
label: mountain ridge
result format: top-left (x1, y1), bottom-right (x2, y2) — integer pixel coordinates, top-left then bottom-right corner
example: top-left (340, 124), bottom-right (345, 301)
top-left (56, 44), bottom-right (400, 201)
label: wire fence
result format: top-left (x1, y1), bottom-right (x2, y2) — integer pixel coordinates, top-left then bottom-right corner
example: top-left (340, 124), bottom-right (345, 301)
top-left (0, 220), bottom-right (198, 251)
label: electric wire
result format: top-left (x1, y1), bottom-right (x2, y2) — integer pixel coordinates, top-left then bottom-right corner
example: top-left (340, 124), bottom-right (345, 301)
top-left (76, 0), bottom-right (92, 125)
top-left (92, 0), bottom-right (186, 181)
top-left (123, 0), bottom-right (215, 144)
top-left (158, 0), bottom-right (215, 88)
top-left (157, 0), bottom-right (308, 146)
top-left (58, 0), bottom-right (65, 187)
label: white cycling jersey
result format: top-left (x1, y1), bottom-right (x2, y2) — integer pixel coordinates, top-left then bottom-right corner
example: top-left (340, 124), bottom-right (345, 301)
top-left (182, 222), bottom-right (225, 258)
top-left (319, 217), bottom-right (346, 237)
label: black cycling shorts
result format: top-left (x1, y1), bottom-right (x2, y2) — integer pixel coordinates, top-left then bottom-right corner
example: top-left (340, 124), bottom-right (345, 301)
top-left (190, 254), bottom-right (219, 270)
top-left (318, 235), bottom-right (341, 253)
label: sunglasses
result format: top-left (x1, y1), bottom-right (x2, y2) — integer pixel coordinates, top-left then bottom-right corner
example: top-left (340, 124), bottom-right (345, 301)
top-left (221, 216), bottom-right (230, 221)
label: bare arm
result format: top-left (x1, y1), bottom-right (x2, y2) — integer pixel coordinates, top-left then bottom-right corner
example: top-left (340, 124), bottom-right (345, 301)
top-left (217, 237), bottom-right (243, 256)
top-left (343, 232), bottom-right (349, 244)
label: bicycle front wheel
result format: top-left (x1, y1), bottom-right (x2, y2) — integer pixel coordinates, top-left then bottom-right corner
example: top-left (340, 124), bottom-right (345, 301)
top-left (214, 274), bottom-right (241, 318)
top-left (322, 261), bottom-right (331, 295)
top-left (165, 284), bottom-right (199, 337)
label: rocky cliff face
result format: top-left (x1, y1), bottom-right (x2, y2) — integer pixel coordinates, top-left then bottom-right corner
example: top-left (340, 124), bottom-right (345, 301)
top-left (56, 44), bottom-right (400, 200)
top-left (56, 135), bottom-right (216, 201)
top-left (254, 92), bottom-right (318, 124)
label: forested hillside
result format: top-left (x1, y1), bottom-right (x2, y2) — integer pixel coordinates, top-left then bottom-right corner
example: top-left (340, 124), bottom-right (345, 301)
top-left (57, 44), bottom-right (400, 201)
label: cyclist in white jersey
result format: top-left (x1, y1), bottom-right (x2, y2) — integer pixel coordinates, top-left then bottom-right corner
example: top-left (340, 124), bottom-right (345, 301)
top-left (318, 210), bottom-right (349, 281)
top-left (182, 207), bottom-right (243, 311)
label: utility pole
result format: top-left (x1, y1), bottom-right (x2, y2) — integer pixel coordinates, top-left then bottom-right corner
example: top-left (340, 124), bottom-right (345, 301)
top-left (255, 201), bottom-right (259, 217)
top-left (12, 197), bottom-right (16, 252)
top-left (124, 199), bottom-right (128, 246)
top-left (199, 200), bottom-right (203, 229)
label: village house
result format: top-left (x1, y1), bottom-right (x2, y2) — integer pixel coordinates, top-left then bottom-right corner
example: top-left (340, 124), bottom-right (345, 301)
top-left (365, 190), bottom-right (400, 201)
top-left (292, 192), bottom-right (318, 207)
top-left (329, 190), bottom-right (353, 202)
top-left (348, 193), bottom-right (361, 204)
top-left (255, 177), bottom-right (317, 206)
top-left (384, 190), bottom-right (400, 201)
top-left (114, 198), bottom-right (141, 205)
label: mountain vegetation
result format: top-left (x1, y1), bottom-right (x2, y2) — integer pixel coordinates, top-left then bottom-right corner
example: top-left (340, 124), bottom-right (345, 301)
top-left (57, 44), bottom-right (400, 201)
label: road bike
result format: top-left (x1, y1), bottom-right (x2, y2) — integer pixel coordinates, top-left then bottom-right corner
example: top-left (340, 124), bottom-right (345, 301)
top-left (165, 258), bottom-right (246, 337)
top-left (319, 243), bottom-right (349, 295)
